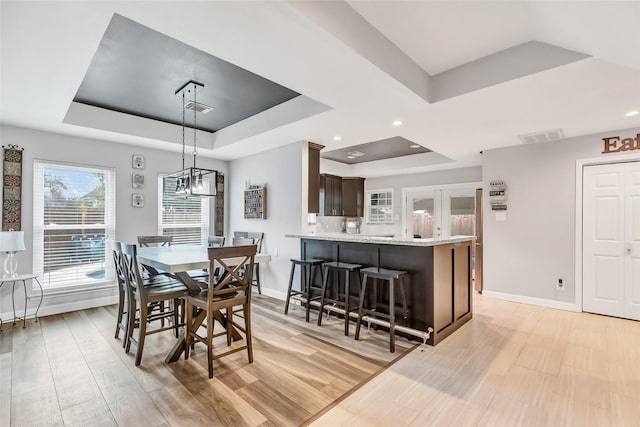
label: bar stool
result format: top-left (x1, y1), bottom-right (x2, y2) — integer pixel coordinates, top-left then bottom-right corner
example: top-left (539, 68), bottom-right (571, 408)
top-left (317, 261), bottom-right (363, 336)
top-left (355, 267), bottom-right (409, 353)
top-left (284, 258), bottom-right (325, 322)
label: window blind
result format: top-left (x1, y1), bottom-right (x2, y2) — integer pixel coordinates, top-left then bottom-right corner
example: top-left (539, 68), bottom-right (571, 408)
top-left (33, 160), bottom-right (116, 289)
top-left (158, 175), bottom-right (210, 245)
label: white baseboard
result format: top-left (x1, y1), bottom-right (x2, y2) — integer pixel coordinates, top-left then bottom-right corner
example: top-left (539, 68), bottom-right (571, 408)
top-left (259, 287), bottom-right (286, 301)
top-left (0, 295), bottom-right (118, 323)
top-left (482, 290), bottom-right (579, 312)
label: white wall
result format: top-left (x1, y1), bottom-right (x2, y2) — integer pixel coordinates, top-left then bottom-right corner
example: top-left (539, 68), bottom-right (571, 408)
top-left (228, 140), bottom-right (305, 299)
top-left (0, 125), bottom-right (228, 317)
top-left (362, 166), bottom-right (482, 236)
top-left (482, 126), bottom-right (640, 308)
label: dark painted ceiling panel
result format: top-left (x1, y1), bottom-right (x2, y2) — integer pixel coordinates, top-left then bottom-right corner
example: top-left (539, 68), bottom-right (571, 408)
top-left (74, 14), bottom-right (301, 133)
top-left (321, 136), bottom-right (431, 164)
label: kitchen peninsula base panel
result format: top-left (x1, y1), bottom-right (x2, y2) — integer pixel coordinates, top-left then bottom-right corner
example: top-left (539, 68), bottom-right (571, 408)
top-left (299, 238), bottom-right (473, 346)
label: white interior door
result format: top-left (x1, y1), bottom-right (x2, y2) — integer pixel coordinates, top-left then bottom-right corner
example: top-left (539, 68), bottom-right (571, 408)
top-left (583, 161), bottom-right (640, 320)
top-left (625, 163), bottom-right (640, 319)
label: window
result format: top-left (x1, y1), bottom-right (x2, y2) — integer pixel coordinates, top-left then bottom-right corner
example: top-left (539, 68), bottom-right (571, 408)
top-left (366, 189), bottom-right (394, 223)
top-left (158, 175), bottom-right (210, 244)
top-left (33, 161), bottom-right (115, 290)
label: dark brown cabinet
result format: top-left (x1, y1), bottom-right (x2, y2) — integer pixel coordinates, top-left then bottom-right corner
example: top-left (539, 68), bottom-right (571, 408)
top-left (320, 174), bottom-right (342, 216)
top-left (341, 177), bottom-right (365, 217)
top-left (307, 142), bottom-right (323, 214)
top-left (319, 174), bottom-right (365, 216)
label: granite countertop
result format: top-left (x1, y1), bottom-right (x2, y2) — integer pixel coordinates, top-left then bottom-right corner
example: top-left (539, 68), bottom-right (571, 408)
top-left (285, 233), bottom-right (475, 247)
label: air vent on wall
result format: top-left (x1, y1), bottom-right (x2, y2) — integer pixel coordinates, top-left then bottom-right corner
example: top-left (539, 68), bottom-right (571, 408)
top-left (518, 128), bottom-right (564, 144)
top-left (184, 100), bottom-right (214, 114)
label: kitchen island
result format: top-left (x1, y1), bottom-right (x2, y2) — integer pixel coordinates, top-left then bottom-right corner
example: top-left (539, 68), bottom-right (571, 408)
top-left (286, 233), bottom-right (474, 345)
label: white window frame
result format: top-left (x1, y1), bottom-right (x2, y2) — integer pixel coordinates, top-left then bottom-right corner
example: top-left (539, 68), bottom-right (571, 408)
top-left (366, 188), bottom-right (394, 224)
top-left (157, 174), bottom-right (210, 245)
top-left (33, 160), bottom-right (116, 293)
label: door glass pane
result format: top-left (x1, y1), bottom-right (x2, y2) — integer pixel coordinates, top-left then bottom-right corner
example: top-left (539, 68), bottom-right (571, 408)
top-left (450, 195), bottom-right (475, 237)
top-left (413, 198), bottom-right (434, 238)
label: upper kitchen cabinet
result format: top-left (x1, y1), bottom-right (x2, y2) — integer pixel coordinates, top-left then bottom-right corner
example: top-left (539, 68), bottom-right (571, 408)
top-left (320, 173), bottom-right (342, 216)
top-left (341, 177), bottom-right (365, 217)
top-left (319, 174), bottom-right (365, 216)
top-left (308, 142), bottom-right (323, 214)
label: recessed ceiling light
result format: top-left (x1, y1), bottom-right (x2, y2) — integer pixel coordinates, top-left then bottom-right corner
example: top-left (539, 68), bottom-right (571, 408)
top-left (625, 110), bottom-right (639, 117)
top-left (333, 135), bottom-right (342, 141)
top-left (347, 151), bottom-right (365, 157)
top-left (392, 120), bottom-right (403, 126)
top-left (347, 155), bottom-right (356, 159)
top-left (410, 144), bottom-right (421, 148)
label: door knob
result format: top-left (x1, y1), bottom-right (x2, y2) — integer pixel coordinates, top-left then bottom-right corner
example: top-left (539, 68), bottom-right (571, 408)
top-left (628, 248), bottom-right (632, 255)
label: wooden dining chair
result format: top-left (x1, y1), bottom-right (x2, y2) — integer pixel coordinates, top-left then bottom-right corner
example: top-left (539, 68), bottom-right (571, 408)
top-left (112, 241), bottom-right (129, 346)
top-left (137, 235), bottom-right (173, 277)
top-left (184, 244), bottom-right (256, 378)
top-left (208, 236), bottom-right (225, 247)
top-left (233, 233), bottom-right (263, 294)
top-left (121, 243), bottom-right (188, 366)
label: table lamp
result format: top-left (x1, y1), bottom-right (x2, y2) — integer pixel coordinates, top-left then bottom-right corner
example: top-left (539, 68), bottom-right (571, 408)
top-left (0, 230), bottom-right (26, 278)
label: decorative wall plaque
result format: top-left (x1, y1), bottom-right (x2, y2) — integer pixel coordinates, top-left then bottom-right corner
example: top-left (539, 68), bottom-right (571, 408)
top-left (132, 173), bottom-right (145, 188)
top-left (2, 145), bottom-right (23, 231)
top-left (132, 154), bottom-right (145, 169)
top-left (132, 193), bottom-right (145, 208)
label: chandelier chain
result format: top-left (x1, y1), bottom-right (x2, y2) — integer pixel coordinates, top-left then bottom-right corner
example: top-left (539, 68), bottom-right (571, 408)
top-left (181, 90), bottom-right (186, 171)
top-left (193, 84), bottom-right (197, 167)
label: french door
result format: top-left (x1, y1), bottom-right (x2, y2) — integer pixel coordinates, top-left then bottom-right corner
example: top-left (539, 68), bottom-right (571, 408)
top-left (583, 161), bottom-right (640, 320)
top-left (404, 188), bottom-right (476, 239)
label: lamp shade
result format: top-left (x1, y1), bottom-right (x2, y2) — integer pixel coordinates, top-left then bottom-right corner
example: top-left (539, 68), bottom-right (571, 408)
top-left (0, 231), bottom-right (26, 252)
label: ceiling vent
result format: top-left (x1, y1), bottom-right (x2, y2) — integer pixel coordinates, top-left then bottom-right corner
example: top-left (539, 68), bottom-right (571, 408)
top-left (184, 100), bottom-right (214, 114)
top-left (346, 150), bottom-right (365, 157)
top-left (518, 128), bottom-right (564, 144)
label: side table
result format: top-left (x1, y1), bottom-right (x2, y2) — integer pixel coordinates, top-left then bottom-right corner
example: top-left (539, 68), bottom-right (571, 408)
top-left (0, 273), bottom-right (44, 329)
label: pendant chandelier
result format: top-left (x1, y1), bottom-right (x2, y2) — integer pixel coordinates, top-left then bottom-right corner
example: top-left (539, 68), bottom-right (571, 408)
top-left (165, 80), bottom-right (217, 197)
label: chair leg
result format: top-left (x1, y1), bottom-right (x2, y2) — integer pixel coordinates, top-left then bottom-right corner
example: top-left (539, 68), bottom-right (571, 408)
top-left (115, 288), bottom-right (124, 339)
top-left (173, 298), bottom-right (180, 338)
top-left (255, 264), bottom-right (261, 295)
top-left (226, 307), bottom-right (233, 347)
top-left (306, 264), bottom-right (318, 323)
top-left (185, 303), bottom-right (193, 360)
top-left (207, 310), bottom-right (214, 379)
top-left (284, 263), bottom-right (296, 315)
top-left (317, 266), bottom-right (329, 326)
top-left (244, 302), bottom-right (254, 364)
top-left (355, 274), bottom-right (367, 341)
top-left (389, 279), bottom-right (395, 353)
top-left (344, 271), bottom-right (351, 336)
top-left (125, 298), bottom-right (137, 354)
top-left (135, 305), bottom-right (148, 366)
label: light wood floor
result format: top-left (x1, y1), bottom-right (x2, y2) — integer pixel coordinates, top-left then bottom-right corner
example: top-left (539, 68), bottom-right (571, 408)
top-left (312, 294), bottom-right (640, 426)
top-left (0, 294), bottom-right (411, 427)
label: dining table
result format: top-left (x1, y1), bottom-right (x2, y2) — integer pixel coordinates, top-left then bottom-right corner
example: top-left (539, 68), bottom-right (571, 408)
top-left (136, 244), bottom-right (271, 363)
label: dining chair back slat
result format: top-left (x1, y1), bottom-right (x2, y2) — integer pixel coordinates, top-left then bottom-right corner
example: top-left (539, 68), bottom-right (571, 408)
top-left (137, 235), bottom-right (173, 247)
top-left (137, 236), bottom-right (172, 276)
top-left (208, 236), bottom-right (225, 247)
